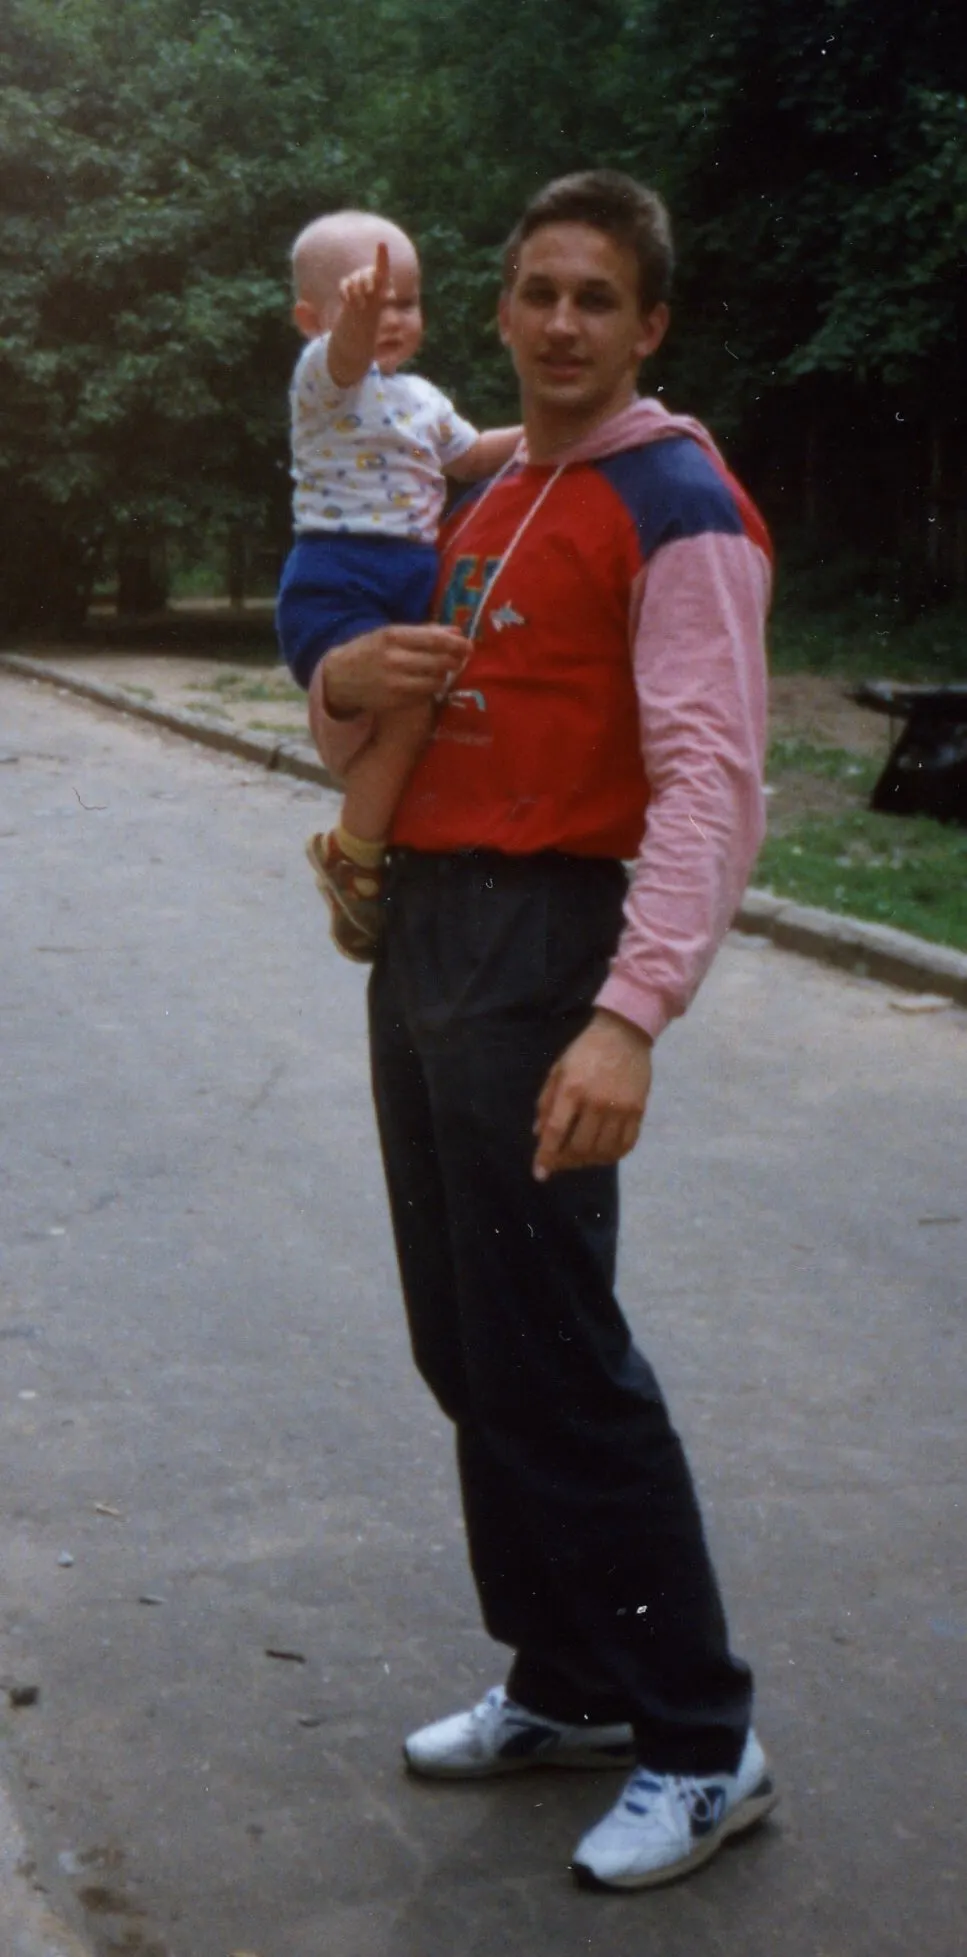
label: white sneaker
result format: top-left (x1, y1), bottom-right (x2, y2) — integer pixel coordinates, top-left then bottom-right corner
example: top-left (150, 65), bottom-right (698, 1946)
top-left (403, 1685), bottom-right (635, 1779)
top-left (571, 1729), bottom-right (777, 1889)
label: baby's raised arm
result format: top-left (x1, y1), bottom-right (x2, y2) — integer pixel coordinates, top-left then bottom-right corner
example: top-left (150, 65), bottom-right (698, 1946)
top-left (327, 242), bottom-right (392, 388)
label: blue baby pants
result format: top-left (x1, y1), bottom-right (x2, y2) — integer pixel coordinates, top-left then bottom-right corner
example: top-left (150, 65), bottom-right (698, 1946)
top-left (276, 532), bottom-right (439, 690)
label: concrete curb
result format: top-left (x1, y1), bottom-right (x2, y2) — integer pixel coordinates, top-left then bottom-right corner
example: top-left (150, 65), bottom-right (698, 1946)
top-left (0, 1770), bottom-right (95, 1957)
top-left (0, 649), bottom-right (336, 791)
top-left (4, 649), bottom-right (966, 1009)
top-left (734, 888), bottom-right (967, 1007)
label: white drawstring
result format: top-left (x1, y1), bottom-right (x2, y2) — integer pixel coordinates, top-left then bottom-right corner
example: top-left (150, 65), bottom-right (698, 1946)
top-left (446, 453), bottom-right (567, 644)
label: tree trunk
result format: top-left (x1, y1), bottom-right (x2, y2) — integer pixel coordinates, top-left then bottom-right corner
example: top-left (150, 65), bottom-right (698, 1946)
top-left (226, 527), bottom-right (247, 610)
top-left (116, 534), bottom-right (168, 615)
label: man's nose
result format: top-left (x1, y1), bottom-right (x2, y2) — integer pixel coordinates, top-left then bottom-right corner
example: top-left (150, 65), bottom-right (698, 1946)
top-left (546, 297), bottom-right (578, 336)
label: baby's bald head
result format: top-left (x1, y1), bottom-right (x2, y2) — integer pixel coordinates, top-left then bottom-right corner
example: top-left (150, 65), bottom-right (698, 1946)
top-left (292, 210), bottom-right (419, 317)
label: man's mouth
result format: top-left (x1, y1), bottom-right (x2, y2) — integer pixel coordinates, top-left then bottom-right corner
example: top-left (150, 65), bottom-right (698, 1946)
top-left (539, 354), bottom-right (586, 379)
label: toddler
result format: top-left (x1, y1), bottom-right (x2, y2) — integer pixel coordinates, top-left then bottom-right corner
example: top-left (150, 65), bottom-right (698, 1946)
top-left (276, 209), bottom-right (520, 959)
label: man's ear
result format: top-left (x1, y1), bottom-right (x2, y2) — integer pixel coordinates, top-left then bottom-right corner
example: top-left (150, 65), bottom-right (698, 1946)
top-left (635, 302), bottom-right (670, 362)
top-left (497, 290), bottom-right (512, 347)
top-left (293, 298), bottom-right (323, 340)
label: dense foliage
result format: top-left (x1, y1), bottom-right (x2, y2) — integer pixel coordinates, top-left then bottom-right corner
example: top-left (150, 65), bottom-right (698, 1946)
top-left (0, 0), bottom-right (964, 629)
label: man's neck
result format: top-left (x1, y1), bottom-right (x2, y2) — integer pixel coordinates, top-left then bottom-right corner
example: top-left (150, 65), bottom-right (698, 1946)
top-left (523, 391), bottom-right (639, 463)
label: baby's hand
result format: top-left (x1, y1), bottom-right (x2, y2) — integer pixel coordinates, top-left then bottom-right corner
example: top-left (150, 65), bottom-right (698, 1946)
top-left (339, 241), bottom-right (391, 314)
top-left (327, 241), bottom-right (392, 385)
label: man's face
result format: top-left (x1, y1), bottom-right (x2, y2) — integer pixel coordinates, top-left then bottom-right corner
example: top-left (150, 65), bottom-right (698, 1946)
top-left (498, 222), bottom-right (668, 431)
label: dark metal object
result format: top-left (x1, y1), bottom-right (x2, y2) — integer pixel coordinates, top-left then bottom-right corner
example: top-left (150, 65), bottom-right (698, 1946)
top-left (850, 682), bottom-right (967, 824)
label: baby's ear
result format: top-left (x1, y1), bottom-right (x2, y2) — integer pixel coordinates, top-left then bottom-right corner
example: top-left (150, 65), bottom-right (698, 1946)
top-left (293, 298), bottom-right (322, 340)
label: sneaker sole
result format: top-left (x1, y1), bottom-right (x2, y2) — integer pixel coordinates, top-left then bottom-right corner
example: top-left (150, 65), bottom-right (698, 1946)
top-left (403, 1741), bottom-right (636, 1781)
top-left (571, 1775), bottom-right (779, 1891)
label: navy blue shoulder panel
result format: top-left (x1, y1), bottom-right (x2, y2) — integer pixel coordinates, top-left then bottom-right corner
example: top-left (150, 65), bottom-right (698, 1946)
top-left (595, 438), bottom-right (744, 561)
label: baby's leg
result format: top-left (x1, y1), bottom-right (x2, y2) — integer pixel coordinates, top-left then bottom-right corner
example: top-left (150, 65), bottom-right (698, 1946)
top-left (341, 697), bottom-right (434, 843)
top-left (306, 699), bottom-right (433, 962)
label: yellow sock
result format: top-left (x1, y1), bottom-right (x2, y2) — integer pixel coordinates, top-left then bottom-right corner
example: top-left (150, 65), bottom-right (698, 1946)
top-left (336, 823), bottom-right (385, 871)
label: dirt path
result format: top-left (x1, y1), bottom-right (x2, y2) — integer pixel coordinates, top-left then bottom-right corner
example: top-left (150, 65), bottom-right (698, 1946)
top-left (769, 673), bottom-right (893, 756)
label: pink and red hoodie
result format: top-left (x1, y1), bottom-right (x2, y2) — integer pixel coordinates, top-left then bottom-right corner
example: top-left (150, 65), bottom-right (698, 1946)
top-left (311, 396), bottom-right (771, 1043)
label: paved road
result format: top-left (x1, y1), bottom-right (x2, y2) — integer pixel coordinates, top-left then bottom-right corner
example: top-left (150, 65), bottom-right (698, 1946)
top-left (1, 674), bottom-right (965, 1957)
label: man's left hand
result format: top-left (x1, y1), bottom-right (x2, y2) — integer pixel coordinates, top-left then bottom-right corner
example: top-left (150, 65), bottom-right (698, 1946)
top-left (532, 1010), bottom-right (653, 1181)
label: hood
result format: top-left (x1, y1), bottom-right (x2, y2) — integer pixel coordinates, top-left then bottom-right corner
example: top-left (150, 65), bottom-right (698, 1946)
top-left (520, 396), bottom-right (729, 472)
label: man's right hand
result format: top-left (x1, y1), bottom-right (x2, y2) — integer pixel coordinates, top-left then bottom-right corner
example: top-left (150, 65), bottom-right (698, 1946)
top-left (310, 622), bottom-right (470, 727)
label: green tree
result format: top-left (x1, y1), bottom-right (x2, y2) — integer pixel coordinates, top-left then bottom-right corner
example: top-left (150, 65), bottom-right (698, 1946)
top-left (0, 0), bottom-right (359, 629)
top-left (633, 0), bottom-right (967, 582)
top-left (3, 0), bottom-right (965, 630)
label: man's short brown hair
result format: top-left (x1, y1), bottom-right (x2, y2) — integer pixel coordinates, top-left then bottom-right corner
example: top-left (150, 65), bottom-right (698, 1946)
top-left (502, 170), bottom-right (674, 312)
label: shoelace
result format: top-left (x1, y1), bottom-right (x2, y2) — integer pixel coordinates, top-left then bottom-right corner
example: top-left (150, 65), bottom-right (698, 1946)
top-left (621, 1770), bottom-right (723, 1828)
top-left (472, 1687), bottom-right (506, 1727)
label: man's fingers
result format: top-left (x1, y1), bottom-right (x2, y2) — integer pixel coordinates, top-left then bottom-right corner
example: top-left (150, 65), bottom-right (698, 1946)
top-left (533, 1066), bottom-right (560, 1135)
top-left (588, 1109), bottom-right (639, 1166)
top-left (532, 1077), bottom-right (581, 1181)
top-left (533, 1089), bottom-right (644, 1179)
top-left (387, 624), bottom-right (469, 654)
top-left (577, 1109), bottom-right (624, 1166)
top-left (318, 622), bottom-right (473, 718)
top-left (531, 1015), bottom-right (652, 1181)
top-left (386, 649), bottom-right (466, 692)
top-left (559, 1104), bottom-right (608, 1166)
top-left (381, 640), bottom-right (467, 696)
top-left (389, 670), bottom-right (457, 699)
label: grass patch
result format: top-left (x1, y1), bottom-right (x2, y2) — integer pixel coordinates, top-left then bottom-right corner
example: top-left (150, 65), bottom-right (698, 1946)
top-left (767, 738), bottom-right (875, 786)
top-left (759, 737), bottom-right (967, 951)
top-left (186, 670), bottom-right (302, 703)
top-left (762, 591), bottom-right (967, 950)
top-left (246, 718), bottom-right (308, 737)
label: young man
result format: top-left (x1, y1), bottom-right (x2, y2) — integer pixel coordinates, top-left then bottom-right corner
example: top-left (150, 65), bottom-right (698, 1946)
top-left (308, 170), bottom-right (775, 1892)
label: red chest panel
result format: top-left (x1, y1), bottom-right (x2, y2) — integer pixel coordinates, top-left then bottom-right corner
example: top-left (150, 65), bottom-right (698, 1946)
top-left (391, 464), bottom-right (649, 858)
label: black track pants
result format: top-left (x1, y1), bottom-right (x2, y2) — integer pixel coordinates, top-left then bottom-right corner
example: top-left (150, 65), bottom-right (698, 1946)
top-left (368, 849), bottom-right (753, 1772)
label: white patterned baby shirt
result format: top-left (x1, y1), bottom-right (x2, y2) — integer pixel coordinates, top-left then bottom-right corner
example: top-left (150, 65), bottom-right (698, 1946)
top-left (290, 335), bottom-right (479, 542)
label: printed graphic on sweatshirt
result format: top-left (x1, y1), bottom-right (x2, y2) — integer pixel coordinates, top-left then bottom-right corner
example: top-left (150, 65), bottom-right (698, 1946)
top-left (437, 553), bottom-right (503, 635)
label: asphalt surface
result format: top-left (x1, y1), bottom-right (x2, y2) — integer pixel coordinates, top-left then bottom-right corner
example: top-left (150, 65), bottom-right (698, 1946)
top-left (1, 673), bottom-right (966, 1957)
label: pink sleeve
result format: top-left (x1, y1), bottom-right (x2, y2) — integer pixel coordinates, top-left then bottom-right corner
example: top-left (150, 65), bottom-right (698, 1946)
top-left (594, 530), bottom-right (770, 1041)
top-left (307, 657), bottom-right (375, 781)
